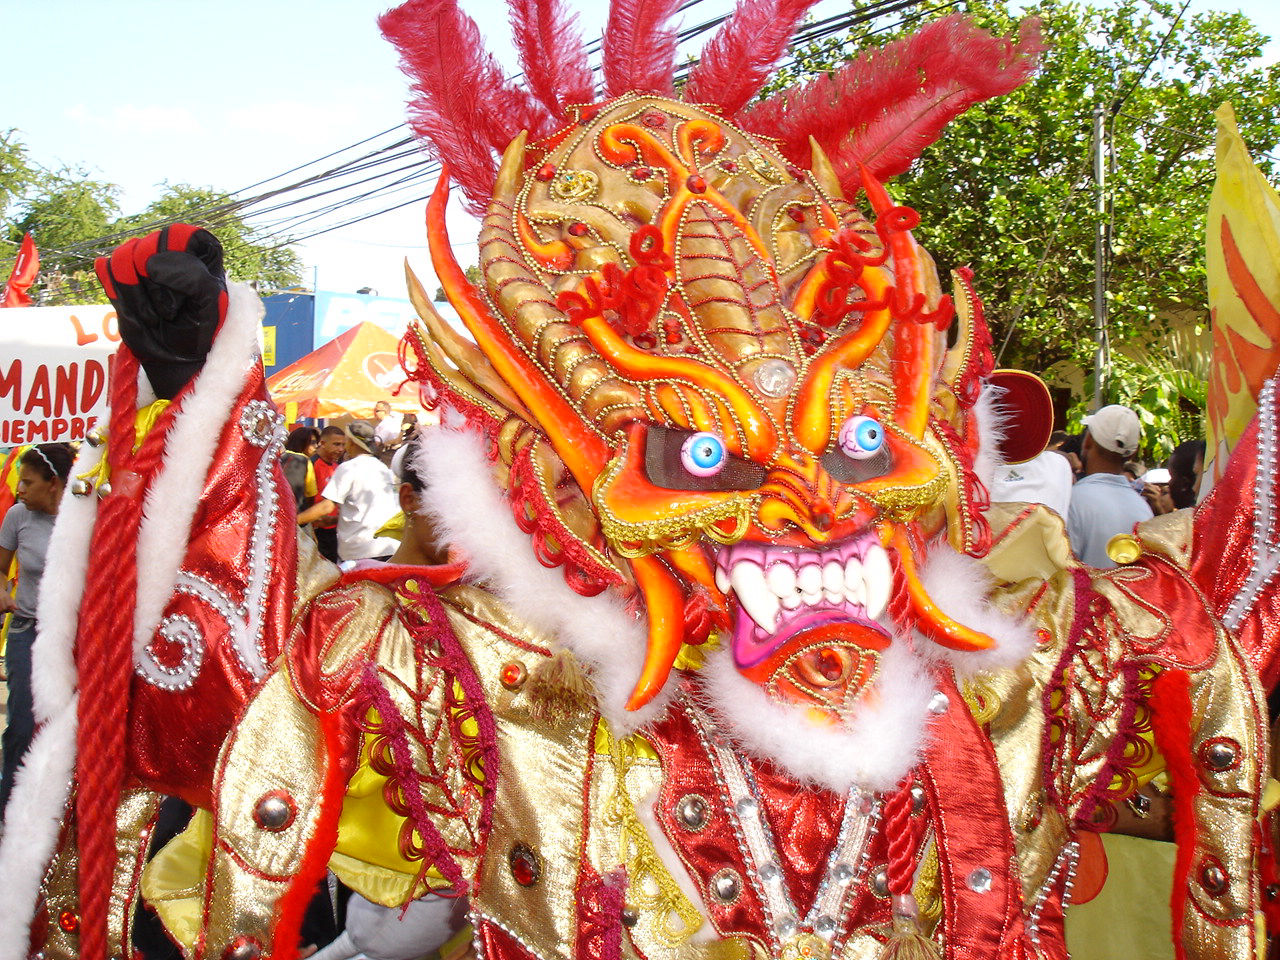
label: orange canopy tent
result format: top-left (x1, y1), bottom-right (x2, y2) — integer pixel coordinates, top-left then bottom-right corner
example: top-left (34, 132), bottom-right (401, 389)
top-left (266, 321), bottom-right (425, 421)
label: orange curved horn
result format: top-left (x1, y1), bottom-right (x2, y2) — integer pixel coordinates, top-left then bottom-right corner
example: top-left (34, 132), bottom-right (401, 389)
top-left (890, 527), bottom-right (994, 651)
top-left (625, 554), bottom-right (689, 710)
top-left (428, 169), bottom-right (610, 491)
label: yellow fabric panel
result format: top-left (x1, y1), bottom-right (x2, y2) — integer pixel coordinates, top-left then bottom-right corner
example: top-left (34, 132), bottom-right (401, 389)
top-left (140, 808), bottom-right (216, 950)
top-left (1064, 834), bottom-right (1175, 960)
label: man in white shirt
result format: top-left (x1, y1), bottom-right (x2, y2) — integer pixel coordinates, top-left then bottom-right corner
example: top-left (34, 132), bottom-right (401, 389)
top-left (297, 421), bottom-right (400, 561)
top-left (1066, 404), bottom-right (1154, 568)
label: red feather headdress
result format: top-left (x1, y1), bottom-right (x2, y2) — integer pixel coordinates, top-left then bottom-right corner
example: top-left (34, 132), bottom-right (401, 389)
top-left (379, 0), bottom-right (1043, 210)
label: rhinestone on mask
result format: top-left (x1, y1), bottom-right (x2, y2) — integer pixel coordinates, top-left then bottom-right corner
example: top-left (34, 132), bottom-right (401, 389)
top-left (1202, 739), bottom-right (1239, 771)
top-left (753, 358), bottom-right (797, 398)
top-left (509, 843), bottom-right (541, 887)
top-left (928, 691), bottom-right (950, 715)
top-left (253, 792), bottom-right (295, 832)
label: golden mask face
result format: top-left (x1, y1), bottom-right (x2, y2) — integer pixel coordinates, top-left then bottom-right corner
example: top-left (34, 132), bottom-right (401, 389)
top-left (411, 95), bottom-right (998, 720)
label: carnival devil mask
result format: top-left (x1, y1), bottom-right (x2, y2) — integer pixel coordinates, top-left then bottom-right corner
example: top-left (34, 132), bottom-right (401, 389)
top-left (384, 0), bottom-right (1042, 730)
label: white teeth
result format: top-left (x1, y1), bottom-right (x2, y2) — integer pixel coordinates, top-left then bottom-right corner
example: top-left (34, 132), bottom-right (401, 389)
top-left (730, 561), bottom-right (780, 631)
top-left (822, 562), bottom-right (844, 603)
top-left (797, 564), bottom-right (822, 603)
top-left (765, 562), bottom-right (797, 600)
top-left (718, 540), bottom-right (895, 624)
top-left (844, 556), bottom-right (865, 607)
top-left (863, 544), bottom-right (891, 621)
top-left (715, 565), bottom-right (730, 594)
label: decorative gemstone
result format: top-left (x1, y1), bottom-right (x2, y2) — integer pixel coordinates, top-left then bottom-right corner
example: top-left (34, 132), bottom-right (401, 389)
top-left (857, 796), bottom-right (875, 816)
top-left (632, 166), bottom-right (653, 181)
top-left (1265, 883), bottom-right (1280, 903)
top-left (57, 910), bottom-right (79, 933)
top-left (71, 478), bottom-right (92, 497)
top-left (910, 783), bottom-right (926, 814)
top-left (641, 111), bottom-right (666, 128)
top-left (1126, 792), bottom-right (1152, 818)
top-left (686, 174), bottom-right (708, 194)
top-left (1203, 739), bottom-right (1239, 771)
top-left (510, 844), bottom-right (541, 886)
top-left (967, 868), bottom-right (993, 894)
top-left (777, 917), bottom-right (798, 939)
top-left (831, 862), bottom-right (854, 882)
top-left (1200, 862), bottom-right (1228, 896)
top-left (928, 691), bottom-right (950, 715)
top-left (675, 794), bottom-right (709, 831)
top-left (813, 915), bottom-right (836, 936)
top-left (710, 868), bottom-right (742, 904)
top-left (786, 166), bottom-right (805, 180)
top-left (788, 206), bottom-right (806, 222)
top-left (869, 865), bottom-right (889, 897)
top-left (253, 793), bottom-right (295, 832)
top-left (568, 221), bottom-right (589, 237)
top-left (536, 164), bottom-right (556, 182)
top-left (759, 860), bottom-right (781, 881)
top-left (96, 480), bottom-right (113, 499)
top-left (223, 938), bottom-right (262, 960)
top-left (722, 160), bottom-right (738, 172)
top-left (621, 906), bottom-right (639, 927)
top-left (734, 796), bottom-right (758, 818)
top-left (500, 661), bottom-right (527, 691)
top-left (753, 358), bottom-right (797, 398)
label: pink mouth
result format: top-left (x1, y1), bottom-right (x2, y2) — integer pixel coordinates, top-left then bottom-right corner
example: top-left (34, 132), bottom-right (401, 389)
top-left (714, 532), bottom-right (894, 670)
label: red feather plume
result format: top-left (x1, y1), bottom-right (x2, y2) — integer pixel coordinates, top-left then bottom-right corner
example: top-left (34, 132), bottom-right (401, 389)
top-left (509, 0), bottom-right (595, 120)
top-left (379, 0), bottom-right (555, 212)
top-left (740, 15), bottom-right (1045, 190)
top-left (683, 0), bottom-right (822, 117)
top-left (602, 0), bottom-right (684, 98)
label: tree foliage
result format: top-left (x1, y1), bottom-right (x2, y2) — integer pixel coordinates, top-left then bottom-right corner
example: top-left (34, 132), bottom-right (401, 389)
top-left (0, 135), bottom-right (304, 305)
top-left (778, 0), bottom-right (1278, 443)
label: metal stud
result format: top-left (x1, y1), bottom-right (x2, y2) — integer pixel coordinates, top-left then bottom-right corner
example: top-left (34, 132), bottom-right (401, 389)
top-left (96, 480), bottom-right (112, 499)
top-left (967, 868), bottom-right (993, 894)
top-left (253, 793), bottom-right (295, 832)
top-left (223, 938), bottom-right (262, 960)
top-left (675, 794), bottom-right (709, 831)
top-left (910, 783), bottom-right (926, 814)
top-left (709, 868), bottom-right (742, 904)
top-left (928, 691), bottom-right (950, 715)
top-left (70, 478), bottom-right (92, 497)
top-left (1200, 862), bottom-right (1228, 897)
top-left (621, 906), bottom-right (639, 927)
top-left (869, 865), bottom-right (889, 898)
top-left (1203, 739), bottom-right (1239, 772)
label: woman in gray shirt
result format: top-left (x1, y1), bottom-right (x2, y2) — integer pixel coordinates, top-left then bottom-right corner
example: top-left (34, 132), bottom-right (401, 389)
top-left (0, 443), bottom-right (72, 820)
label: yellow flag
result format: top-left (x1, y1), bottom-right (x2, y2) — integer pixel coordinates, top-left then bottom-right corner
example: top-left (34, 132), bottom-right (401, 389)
top-left (1202, 103), bottom-right (1280, 497)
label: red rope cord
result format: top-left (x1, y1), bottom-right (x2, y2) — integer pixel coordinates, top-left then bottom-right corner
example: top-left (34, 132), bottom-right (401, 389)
top-left (74, 350), bottom-right (185, 960)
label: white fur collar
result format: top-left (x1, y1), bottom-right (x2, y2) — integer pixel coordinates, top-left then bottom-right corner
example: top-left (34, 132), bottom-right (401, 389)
top-left (413, 418), bottom-right (674, 733)
top-left (694, 633), bottom-right (937, 793)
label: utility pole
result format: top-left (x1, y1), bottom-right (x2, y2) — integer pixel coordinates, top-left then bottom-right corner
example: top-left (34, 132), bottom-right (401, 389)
top-left (1092, 106), bottom-right (1108, 410)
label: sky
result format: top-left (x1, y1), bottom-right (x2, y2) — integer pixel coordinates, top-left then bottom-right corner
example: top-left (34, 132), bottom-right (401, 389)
top-left (5, 0), bottom-right (1278, 302)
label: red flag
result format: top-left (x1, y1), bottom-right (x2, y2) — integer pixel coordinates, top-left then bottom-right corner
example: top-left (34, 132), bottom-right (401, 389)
top-left (3, 232), bottom-right (40, 307)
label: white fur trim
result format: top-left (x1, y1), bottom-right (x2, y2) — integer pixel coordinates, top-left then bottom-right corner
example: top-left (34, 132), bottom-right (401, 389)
top-left (972, 382), bottom-right (1009, 493)
top-left (0, 435), bottom-right (105, 959)
top-left (413, 419), bottom-right (673, 733)
top-left (915, 540), bottom-right (1038, 677)
top-left (695, 638), bottom-right (936, 793)
top-left (33, 440), bottom-right (104, 721)
top-left (132, 283), bottom-right (263, 661)
top-left (0, 706), bottom-right (79, 960)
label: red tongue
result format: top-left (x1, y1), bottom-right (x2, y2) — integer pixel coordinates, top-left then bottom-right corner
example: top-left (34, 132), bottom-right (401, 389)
top-left (738, 621), bottom-right (889, 684)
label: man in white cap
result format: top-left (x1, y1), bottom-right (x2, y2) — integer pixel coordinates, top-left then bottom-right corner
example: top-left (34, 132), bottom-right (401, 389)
top-left (296, 420), bottom-right (400, 563)
top-left (1066, 404), bottom-right (1153, 567)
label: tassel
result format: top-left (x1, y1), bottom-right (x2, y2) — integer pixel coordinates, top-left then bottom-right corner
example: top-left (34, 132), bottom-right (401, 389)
top-left (527, 648), bottom-right (595, 721)
top-left (878, 895), bottom-right (942, 960)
